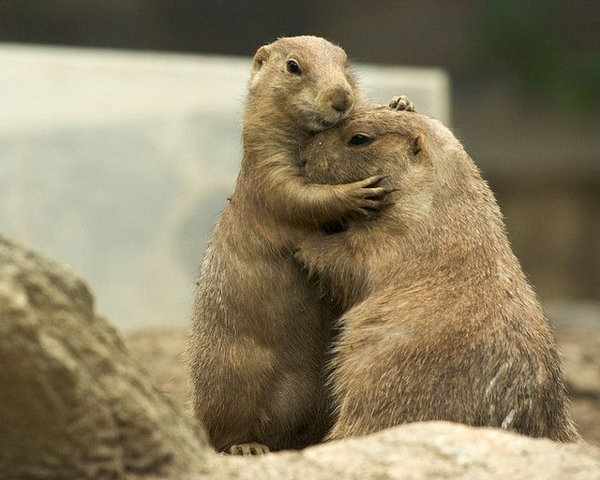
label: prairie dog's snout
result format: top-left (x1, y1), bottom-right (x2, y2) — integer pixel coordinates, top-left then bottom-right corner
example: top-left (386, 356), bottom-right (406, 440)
top-left (328, 86), bottom-right (353, 113)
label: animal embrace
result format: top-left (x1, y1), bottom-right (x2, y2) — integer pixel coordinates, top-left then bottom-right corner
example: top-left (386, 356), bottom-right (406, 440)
top-left (186, 36), bottom-right (579, 456)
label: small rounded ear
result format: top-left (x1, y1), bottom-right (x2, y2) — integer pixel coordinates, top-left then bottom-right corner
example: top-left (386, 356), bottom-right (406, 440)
top-left (410, 135), bottom-right (424, 158)
top-left (252, 45), bottom-right (271, 72)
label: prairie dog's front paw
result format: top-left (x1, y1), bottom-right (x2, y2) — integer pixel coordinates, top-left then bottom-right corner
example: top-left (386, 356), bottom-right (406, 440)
top-left (341, 175), bottom-right (396, 218)
top-left (389, 95), bottom-right (416, 113)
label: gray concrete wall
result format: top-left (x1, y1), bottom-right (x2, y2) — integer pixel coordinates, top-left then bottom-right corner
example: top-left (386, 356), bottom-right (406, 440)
top-left (0, 44), bottom-right (450, 331)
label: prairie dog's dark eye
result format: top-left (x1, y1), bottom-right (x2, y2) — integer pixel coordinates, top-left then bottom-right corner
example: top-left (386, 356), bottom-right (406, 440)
top-left (286, 59), bottom-right (301, 74)
top-left (348, 134), bottom-right (372, 146)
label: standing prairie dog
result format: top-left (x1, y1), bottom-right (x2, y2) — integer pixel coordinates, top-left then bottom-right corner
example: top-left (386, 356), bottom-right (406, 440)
top-left (296, 105), bottom-right (580, 443)
top-left (186, 37), bottom-right (393, 454)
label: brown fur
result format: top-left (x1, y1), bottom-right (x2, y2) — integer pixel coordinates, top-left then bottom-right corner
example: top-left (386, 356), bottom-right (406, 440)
top-left (186, 37), bottom-right (391, 452)
top-left (296, 105), bottom-right (580, 443)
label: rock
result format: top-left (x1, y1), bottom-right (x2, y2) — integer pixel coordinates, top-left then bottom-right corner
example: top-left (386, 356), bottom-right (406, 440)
top-left (208, 422), bottom-right (600, 480)
top-left (0, 235), bottom-right (208, 480)
top-left (2, 233), bottom-right (600, 480)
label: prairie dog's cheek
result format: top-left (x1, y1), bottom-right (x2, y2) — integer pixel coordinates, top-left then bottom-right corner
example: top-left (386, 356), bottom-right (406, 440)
top-left (304, 152), bottom-right (333, 182)
top-left (318, 156), bottom-right (331, 174)
top-left (304, 157), bottom-right (326, 178)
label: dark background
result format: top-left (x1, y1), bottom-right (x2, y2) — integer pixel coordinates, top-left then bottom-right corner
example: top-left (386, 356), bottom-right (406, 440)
top-left (1, 0), bottom-right (599, 303)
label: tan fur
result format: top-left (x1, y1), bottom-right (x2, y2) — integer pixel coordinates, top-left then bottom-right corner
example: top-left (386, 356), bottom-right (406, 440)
top-left (296, 105), bottom-right (580, 443)
top-left (186, 37), bottom-right (391, 452)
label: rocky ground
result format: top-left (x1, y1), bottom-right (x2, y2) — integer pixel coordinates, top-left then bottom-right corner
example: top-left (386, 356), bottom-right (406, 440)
top-left (125, 325), bottom-right (600, 447)
top-left (3, 234), bottom-right (600, 479)
top-left (556, 327), bottom-right (600, 446)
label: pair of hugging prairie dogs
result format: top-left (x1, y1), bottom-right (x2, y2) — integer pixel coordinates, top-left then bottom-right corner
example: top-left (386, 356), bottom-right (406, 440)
top-left (187, 36), bottom-right (579, 454)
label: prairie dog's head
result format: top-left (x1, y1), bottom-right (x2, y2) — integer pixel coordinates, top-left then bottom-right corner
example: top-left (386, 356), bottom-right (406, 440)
top-left (249, 36), bottom-right (359, 132)
top-left (302, 106), bottom-right (434, 183)
top-left (302, 105), bottom-right (495, 237)
top-left (301, 106), bottom-right (441, 228)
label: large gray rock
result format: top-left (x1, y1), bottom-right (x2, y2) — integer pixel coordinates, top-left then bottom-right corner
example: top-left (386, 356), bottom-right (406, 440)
top-left (1, 234), bottom-right (599, 480)
top-left (0, 235), bottom-right (207, 480)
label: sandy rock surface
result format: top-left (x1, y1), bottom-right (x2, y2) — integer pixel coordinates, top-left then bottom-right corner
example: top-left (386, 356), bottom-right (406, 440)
top-left (204, 422), bottom-right (600, 480)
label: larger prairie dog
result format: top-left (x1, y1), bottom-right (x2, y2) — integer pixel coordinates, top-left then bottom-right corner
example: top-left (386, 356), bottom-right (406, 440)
top-left (296, 105), bottom-right (580, 443)
top-left (187, 37), bottom-right (391, 453)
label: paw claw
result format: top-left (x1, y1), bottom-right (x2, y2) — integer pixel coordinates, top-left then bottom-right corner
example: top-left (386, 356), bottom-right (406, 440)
top-left (359, 208), bottom-right (376, 218)
top-left (227, 442), bottom-right (270, 456)
top-left (389, 95), bottom-right (417, 113)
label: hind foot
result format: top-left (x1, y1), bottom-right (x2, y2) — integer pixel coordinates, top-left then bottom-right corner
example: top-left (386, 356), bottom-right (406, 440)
top-left (227, 442), bottom-right (271, 456)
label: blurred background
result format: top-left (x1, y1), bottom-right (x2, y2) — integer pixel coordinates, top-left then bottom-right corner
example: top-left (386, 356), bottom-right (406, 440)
top-left (0, 0), bottom-right (599, 330)
top-left (1, 0), bottom-right (599, 446)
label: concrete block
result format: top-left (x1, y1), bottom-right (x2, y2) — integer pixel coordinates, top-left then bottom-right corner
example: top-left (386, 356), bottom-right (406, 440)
top-left (0, 44), bottom-right (450, 330)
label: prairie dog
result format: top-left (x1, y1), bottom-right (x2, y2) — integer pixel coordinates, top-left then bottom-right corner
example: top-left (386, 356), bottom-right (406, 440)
top-left (187, 37), bottom-right (391, 453)
top-left (296, 105), bottom-right (580, 443)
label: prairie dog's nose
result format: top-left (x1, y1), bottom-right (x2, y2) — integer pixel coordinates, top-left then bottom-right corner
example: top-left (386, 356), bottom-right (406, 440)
top-left (330, 88), bottom-right (352, 113)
